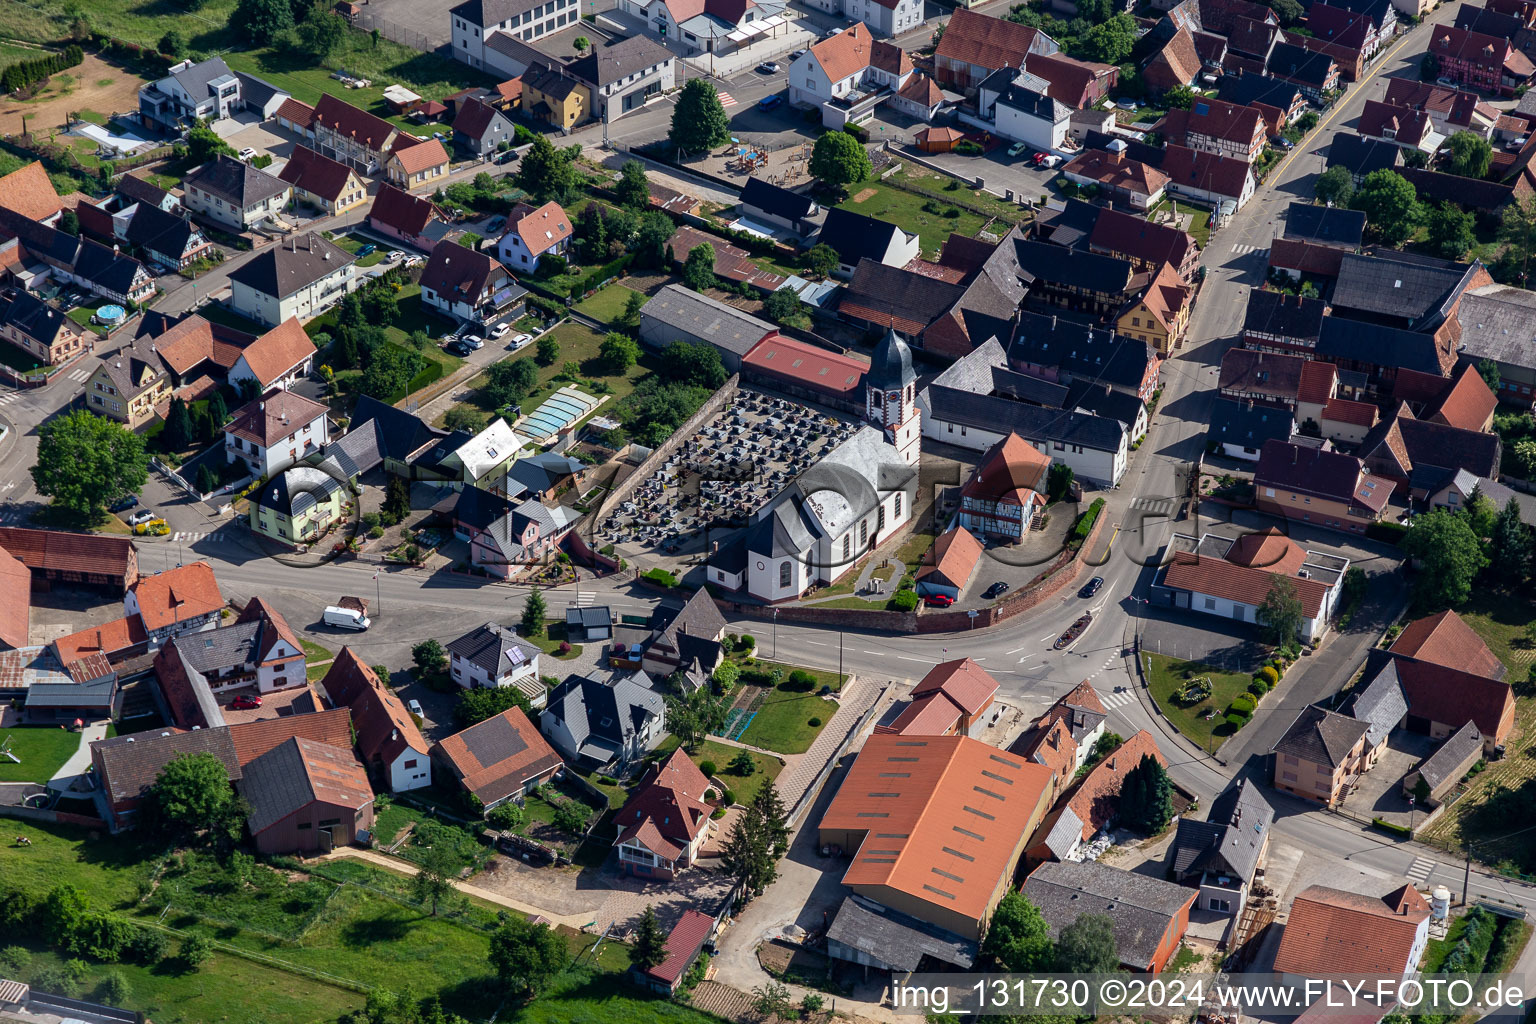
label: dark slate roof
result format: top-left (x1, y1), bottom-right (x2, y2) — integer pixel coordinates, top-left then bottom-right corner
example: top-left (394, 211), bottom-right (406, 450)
top-left (124, 203), bottom-right (203, 259)
top-left (1415, 719), bottom-right (1483, 789)
top-left (505, 452), bottom-right (581, 498)
top-left (1023, 861), bottom-right (1196, 971)
top-left (867, 327), bottom-right (916, 392)
top-left (1169, 778), bottom-right (1273, 882)
top-left (839, 259), bottom-right (964, 333)
top-left (1210, 396), bottom-right (1294, 448)
top-left (1254, 437), bottom-right (1389, 509)
top-left (116, 174), bottom-right (177, 210)
top-left (348, 395), bottom-right (447, 463)
top-left (1398, 167), bottom-right (1517, 214)
top-left (93, 727), bottom-right (241, 806)
top-left (1243, 288), bottom-right (1327, 340)
top-left (992, 364), bottom-right (1071, 406)
top-left (445, 621), bottom-right (540, 677)
top-left (72, 237), bottom-right (149, 296)
top-left (819, 208), bottom-right (912, 266)
top-left (1273, 704), bottom-right (1370, 767)
top-left (176, 619), bottom-right (261, 675)
top-left (1066, 379), bottom-right (1146, 428)
top-left (926, 385), bottom-right (1127, 453)
top-left (740, 177), bottom-right (817, 222)
top-left (1267, 40), bottom-right (1335, 87)
top-left (1218, 71), bottom-right (1304, 111)
top-left (1349, 658), bottom-right (1409, 748)
top-left (545, 671), bottom-right (663, 753)
top-left (1009, 311), bottom-right (1155, 393)
top-left (1325, 133), bottom-right (1402, 178)
top-left (249, 466), bottom-right (342, 518)
top-left (185, 154), bottom-right (289, 208)
top-left (826, 895), bottom-right (976, 972)
top-left (227, 233), bottom-right (353, 300)
top-left (0, 288), bottom-right (77, 349)
top-left (455, 483), bottom-right (516, 532)
top-left (234, 70), bottom-right (285, 111)
top-left (1036, 197), bottom-right (1101, 249)
top-left (1284, 203), bottom-right (1365, 247)
top-left (1394, 416), bottom-right (1502, 479)
top-left (567, 34), bottom-right (674, 88)
top-left (1331, 250), bottom-right (1480, 328)
top-left (1013, 238), bottom-right (1133, 294)
top-left (1315, 317), bottom-right (1448, 374)
top-left (997, 82), bottom-right (1068, 122)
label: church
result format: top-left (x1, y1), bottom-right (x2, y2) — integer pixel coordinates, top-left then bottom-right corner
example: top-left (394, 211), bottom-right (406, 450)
top-left (728, 329), bottom-right (922, 603)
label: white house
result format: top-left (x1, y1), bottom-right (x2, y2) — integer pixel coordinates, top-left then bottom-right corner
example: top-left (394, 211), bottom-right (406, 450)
top-left (138, 58), bottom-right (286, 133)
top-left (183, 155), bottom-right (291, 231)
top-left (419, 239), bottom-right (526, 326)
top-left (972, 71), bottom-right (1069, 151)
top-left (226, 232), bottom-right (355, 328)
top-left (566, 34), bottom-right (677, 122)
top-left (797, 0), bottom-right (921, 36)
top-left (617, 0), bottom-right (788, 55)
top-left (451, 0), bottom-right (581, 71)
top-left (228, 317), bottom-right (318, 393)
top-left (445, 621), bottom-right (545, 706)
top-left (919, 384), bottom-right (1130, 487)
top-left (495, 200), bottom-right (573, 272)
top-left (320, 649), bottom-right (433, 793)
top-left (788, 24), bottom-right (940, 129)
top-left (541, 671), bottom-right (665, 769)
top-left (441, 418), bottom-right (534, 491)
top-left (223, 388), bottom-right (332, 478)
top-left (817, 207), bottom-right (920, 279)
top-left (1158, 530), bottom-right (1351, 642)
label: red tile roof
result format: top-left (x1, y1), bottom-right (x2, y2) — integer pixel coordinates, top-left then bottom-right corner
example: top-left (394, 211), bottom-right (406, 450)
top-left (52, 615), bottom-right (147, 666)
top-left (962, 432), bottom-right (1050, 506)
top-left (1359, 99), bottom-right (1432, 146)
top-left (1431, 364), bottom-right (1497, 431)
top-left (1139, 261), bottom-right (1192, 334)
top-left (0, 161), bottom-right (64, 222)
top-left (368, 183), bottom-right (445, 239)
top-left (1090, 206), bottom-right (1196, 271)
top-left (1063, 149), bottom-right (1169, 199)
top-left (615, 749), bottom-right (712, 859)
top-left (645, 910), bottom-right (715, 987)
top-left (390, 137), bottom-right (450, 175)
top-left (741, 333), bottom-right (867, 396)
top-left (1322, 396), bottom-right (1378, 427)
top-left (0, 527), bottom-right (136, 582)
top-left (130, 561), bottom-right (223, 632)
top-left (228, 706), bottom-right (354, 765)
top-left (0, 544), bottom-right (29, 648)
top-left (1061, 729), bottom-right (1163, 840)
top-left (1160, 143), bottom-right (1253, 202)
top-left (935, 9), bottom-right (1044, 74)
top-left (1394, 658), bottom-right (1514, 745)
top-left (1296, 360), bottom-right (1338, 404)
top-left (911, 657), bottom-right (999, 717)
top-left (431, 706), bottom-right (563, 805)
top-left (1226, 526), bottom-right (1308, 573)
top-left (505, 200), bottom-right (573, 259)
top-left (236, 596), bottom-right (304, 662)
top-left (1164, 547), bottom-right (1330, 616)
top-left (1269, 237), bottom-right (1346, 277)
top-left (1144, 28), bottom-right (1203, 93)
top-left (914, 525), bottom-right (983, 593)
top-left (1274, 884), bottom-right (1430, 977)
top-left (237, 318), bottom-right (317, 389)
top-left (276, 97), bottom-right (316, 128)
top-left (1390, 610), bottom-right (1505, 680)
top-left (314, 93), bottom-right (399, 152)
top-left (1162, 96), bottom-right (1265, 148)
top-left (278, 145), bottom-right (359, 203)
top-left (320, 647), bottom-right (428, 766)
top-left (810, 22), bottom-right (880, 83)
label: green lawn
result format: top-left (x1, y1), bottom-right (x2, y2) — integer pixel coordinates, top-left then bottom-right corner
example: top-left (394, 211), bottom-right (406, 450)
top-left (0, 725), bottom-right (82, 783)
top-left (838, 180), bottom-right (988, 257)
top-left (66, 298), bottom-right (116, 338)
top-left (573, 284), bottom-right (641, 325)
top-left (523, 621), bottom-right (583, 660)
top-left (0, 40), bottom-right (48, 67)
top-left (688, 739), bottom-right (782, 807)
top-left (0, 0), bottom-right (242, 48)
top-left (300, 639), bottom-right (333, 662)
top-left (737, 684), bottom-right (836, 755)
top-left (749, 661), bottom-right (844, 693)
top-left (1143, 653), bottom-right (1257, 753)
top-left (894, 530), bottom-right (936, 568)
top-left (331, 233), bottom-right (386, 267)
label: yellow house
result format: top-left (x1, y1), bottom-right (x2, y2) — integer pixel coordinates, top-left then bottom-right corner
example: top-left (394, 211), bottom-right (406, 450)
top-left (385, 138), bottom-right (451, 193)
top-left (1117, 261), bottom-right (1192, 355)
top-left (278, 145), bottom-right (369, 217)
top-left (523, 62), bottom-right (590, 130)
top-left (85, 340), bottom-right (170, 429)
top-left (250, 466), bottom-right (344, 547)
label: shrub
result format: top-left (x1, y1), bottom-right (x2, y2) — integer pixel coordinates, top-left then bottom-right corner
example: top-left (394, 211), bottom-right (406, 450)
top-left (0, 947), bottom-right (31, 974)
top-left (807, 716), bottom-right (821, 727)
top-left (128, 926), bottom-right (168, 964)
top-left (180, 934), bottom-right (212, 967)
top-left (1248, 679), bottom-right (1268, 697)
top-left (954, 140), bottom-right (983, 155)
top-left (1225, 713), bottom-right (1247, 730)
top-left (721, 788), bottom-right (736, 806)
top-left (1366, 521), bottom-right (1409, 544)
top-left (1259, 665), bottom-right (1280, 685)
top-left (1372, 817), bottom-right (1412, 837)
top-left (100, 970), bottom-right (131, 1006)
top-left (699, 760), bottom-right (718, 777)
top-left (1230, 694), bottom-right (1256, 715)
top-left (640, 567), bottom-right (678, 587)
top-left (486, 802), bottom-right (525, 831)
top-left (32, 963), bottom-right (82, 998)
top-left (890, 589), bottom-right (918, 611)
top-left (730, 750), bottom-right (756, 776)
top-left (368, 525), bottom-right (384, 539)
top-left (738, 634), bottom-right (755, 651)
top-left (711, 807), bottom-right (727, 819)
top-left (786, 669), bottom-right (817, 691)
top-left (557, 641), bottom-right (571, 654)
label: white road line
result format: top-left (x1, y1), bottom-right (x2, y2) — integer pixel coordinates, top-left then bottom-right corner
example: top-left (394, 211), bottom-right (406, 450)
top-left (1017, 653), bottom-right (1035, 663)
top-left (863, 650), bottom-right (886, 656)
top-left (896, 656), bottom-right (927, 663)
top-left (1005, 645), bottom-right (1031, 655)
top-left (1039, 632), bottom-right (1056, 641)
top-left (804, 640), bottom-right (827, 646)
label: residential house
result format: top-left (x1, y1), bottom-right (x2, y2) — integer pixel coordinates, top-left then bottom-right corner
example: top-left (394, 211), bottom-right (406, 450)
top-left (1284, 202), bottom-right (1366, 248)
top-left (1356, 412), bottom-right (1501, 494)
top-left (1254, 438), bottom-right (1394, 531)
top-left (1326, 132), bottom-right (1403, 184)
top-left (312, 93), bottom-right (403, 174)
top-left (1161, 97), bottom-right (1268, 163)
top-left (1028, 681), bottom-right (1108, 781)
top-left (223, 387), bottom-right (330, 477)
top-left (431, 706), bottom-right (563, 809)
top-left (138, 57), bottom-right (284, 132)
top-left (84, 337), bottom-right (171, 429)
top-left (366, 184), bottom-right (449, 253)
top-left (1088, 206), bottom-right (1198, 280)
top-left (226, 707), bottom-right (353, 768)
top-left (419, 239), bottom-right (525, 325)
top-left (0, 209), bottom-right (155, 306)
top-left (320, 648), bottom-right (432, 792)
top-left (1274, 884), bottom-right (1431, 981)
top-left (541, 670), bottom-right (665, 768)
top-left (1016, 241), bottom-right (1145, 321)
top-left (1265, 41), bottom-right (1339, 101)
top-left (91, 727), bottom-right (240, 830)
top-left (445, 621), bottom-right (544, 704)
top-left (973, 75), bottom-right (1070, 151)
top-left (819, 732), bottom-right (1054, 940)
top-left (913, 525), bottom-right (984, 600)
top-left (1119, 263), bottom-right (1193, 353)
top-left (240, 737), bottom-right (375, 854)
top-left (152, 641), bottom-right (226, 730)
top-left (1307, 1), bottom-right (1382, 59)
top-left (227, 232), bottom-right (356, 327)
top-left (1218, 348), bottom-right (1307, 408)
top-left (1026, 52), bottom-right (1118, 109)
top-left (739, 178), bottom-right (822, 238)
top-left (878, 658), bottom-right (999, 738)
top-left (566, 35), bottom-right (677, 122)
top-left (921, 385), bottom-right (1130, 486)
top-left (1383, 78), bottom-right (1499, 138)
top-left (125, 560), bottom-right (225, 645)
top-left (933, 8), bottom-right (1056, 90)
top-left (641, 587), bottom-right (727, 683)
top-left (119, 203), bottom-right (213, 272)
top-left (613, 749), bottom-right (713, 878)
top-left (1392, 363), bottom-right (1497, 431)
top-left (1023, 861), bottom-right (1197, 973)
top-left (1009, 311), bottom-right (1160, 401)
top-left (385, 138), bottom-right (451, 192)
top-left (0, 160), bottom-right (64, 225)
top-left (1159, 528), bottom-right (1350, 640)
top-left (799, 0), bottom-right (920, 37)
top-left (1457, 283), bottom-right (1536, 405)
top-left (1159, 144), bottom-right (1257, 215)
top-left (156, 595), bottom-right (305, 699)
top-left (0, 288), bottom-right (92, 367)
top-left (1027, 730), bottom-right (1165, 863)
top-left (1428, 24), bottom-right (1535, 96)
top-left (249, 466), bottom-right (344, 546)
top-left (450, 0), bottom-right (580, 72)
top-left (1143, 28), bottom-right (1203, 94)
top-left (638, 911), bottom-right (718, 994)
top-left (495, 200), bottom-right (573, 272)
top-left (1358, 99), bottom-right (1441, 153)
top-left (818, 207), bottom-right (920, 279)
top-left (0, 527), bottom-right (138, 594)
top-left (1424, 469), bottom-right (1530, 518)
top-left (438, 418), bottom-right (533, 492)
top-left (228, 317), bottom-right (318, 392)
top-left (521, 62), bottom-right (590, 129)
top-left (957, 432), bottom-right (1051, 542)
top-left (1219, 72), bottom-right (1307, 123)
top-left (504, 451), bottom-right (583, 503)
top-left (451, 97), bottom-right (515, 157)
top-left (469, 498), bottom-right (581, 574)
top-left (1314, 319), bottom-right (1458, 389)
top-left (117, 173), bottom-right (182, 215)
top-left (1061, 142), bottom-right (1169, 208)
top-left (1242, 290), bottom-right (1326, 354)
top-left (1166, 779), bottom-right (1273, 916)
top-left (1271, 704), bottom-right (1372, 806)
top-left (638, 284), bottom-right (773, 373)
top-left (1209, 397), bottom-right (1295, 459)
top-left (277, 146), bottom-right (367, 217)
top-left (183, 155), bottom-right (291, 231)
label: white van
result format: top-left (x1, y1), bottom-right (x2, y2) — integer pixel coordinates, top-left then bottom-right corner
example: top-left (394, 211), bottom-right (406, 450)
top-left (323, 606), bottom-right (370, 631)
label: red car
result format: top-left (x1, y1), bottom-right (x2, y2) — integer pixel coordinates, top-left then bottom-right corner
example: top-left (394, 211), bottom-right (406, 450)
top-left (924, 593), bottom-right (955, 607)
top-left (230, 695), bottom-right (262, 709)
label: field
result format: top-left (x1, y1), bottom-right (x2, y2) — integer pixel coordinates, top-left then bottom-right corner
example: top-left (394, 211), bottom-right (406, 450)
top-left (1143, 653), bottom-right (1258, 753)
top-left (0, 53), bottom-right (148, 136)
top-left (0, 725), bottom-right (81, 783)
top-left (1417, 592), bottom-right (1536, 871)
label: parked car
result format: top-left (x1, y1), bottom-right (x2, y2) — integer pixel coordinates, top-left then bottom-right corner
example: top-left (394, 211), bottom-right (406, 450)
top-left (790, 48), bottom-right (807, 59)
top-left (490, 322), bottom-right (511, 338)
top-left (357, 243), bottom-right (377, 257)
top-left (1040, 154), bottom-right (1061, 169)
top-left (128, 509), bottom-right (156, 526)
top-left (445, 340), bottom-right (474, 356)
top-left (983, 581), bottom-right (1010, 599)
top-left (386, 250), bottom-right (405, 262)
top-left (230, 695), bottom-right (262, 709)
top-left (407, 699), bottom-right (424, 718)
top-left (486, 215), bottom-right (506, 232)
top-left (1080, 576), bottom-right (1104, 598)
top-left (924, 593), bottom-right (955, 607)
top-left (1032, 151), bottom-right (1048, 165)
top-left (433, 131), bottom-right (447, 141)
top-left (110, 495), bottom-right (138, 512)
top-left (757, 94), bottom-right (783, 111)
top-left (1272, 135), bottom-right (1293, 150)
top-left (1008, 141), bottom-right (1028, 157)
top-left (824, 26), bottom-right (844, 37)
top-left (508, 333), bottom-right (533, 349)
top-left (238, 147), bottom-right (257, 161)
top-left (757, 61), bottom-right (782, 73)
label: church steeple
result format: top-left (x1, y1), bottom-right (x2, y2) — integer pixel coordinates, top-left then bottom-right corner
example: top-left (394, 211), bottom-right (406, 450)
top-left (865, 328), bottom-right (920, 465)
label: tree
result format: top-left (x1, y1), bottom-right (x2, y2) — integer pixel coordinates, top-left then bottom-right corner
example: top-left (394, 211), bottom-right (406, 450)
top-left (361, 284), bottom-right (400, 327)
top-left (297, 11), bottom-right (346, 58)
top-left (669, 78), bottom-right (732, 154)
top-left (982, 891), bottom-right (1054, 971)
top-left (515, 134), bottom-right (576, 203)
top-left (412, 845), bottom-right (459, 916)
top-left (1425, 202), bottom-right (1475, 260)
top-left (163, 397), bottom-right (193, 451)
top-left (1053, 913), bottom-right (1119, 974)
top-left (482, 358), bottom-right (538, 409)
top-left (752, 782), bottom-right (790, 859)
top-left (158, 28), bottom-right (186, 54)
top-left (1047, 462), bottom-right (1075, 502)
top-left (753, 981), bottom-right (793, 1021)
top-left (802, 243), bottom-right (839, 279)
top-left (1500, 193), bottom-right (1536, 285)
top-left (1443, 131), bottom-right (1492, 179)
top-left (1420, 51), bottom-right (1440, 81)
top-left (1314, 165), bottom-right (1354, 207)
top-left (371, 26), bottom-right (380, 47)
top-left (1267, 0), bottom-right (1303, 22)
top-left (618, 290), bottom-right (646, 330)
top-left (42, 884), bottom-right (90, 952)
top-left (179, 934), bottom-right (212, 968)
top-left (1413, 773), bottom-right (1433, 806)
top-left (518, 588), bottom-right (547, 637)
top-left (185, 118), bottom-right (234, 165)
top-left (809, 131), bottom-right (871, 193)
top-left (1351, 169), bottom-right (1420, 245)
top-left (383, 475), bottom-right (410, 524)
top-left (412, 639), bottom-right (447, 676)
top-left (359, 344), bottom-right (420, 400)
top-left (1081, 13), bottom-right (1136, 63)
top-left (616, 159), bottom-right (650, 209)
top-left (1118, 753), bottom-right (1174, 833)
top-left (58, 208), bottom-right (79, 236)
top-left (762, 287), bottom-right (806, 327)
top-left (1402, 508), bottom-right (1487, 607)
top-left (488, 916), bottom-right (568, 995)
top-left (1477, 358), bottom-right (1501, 393)
top-left (1489, 497), bottom-right (1532, 586)
top-left (535, 335), bottom-right (559, 366)
top-left (729, 749), bottom-right (756, 776)
top-left (207, 392), bottom-right (227, 429)
top-left (1164, 85), bottom-right (1197, 110)
top-left (487, 802), bottom-right (525, 831)
top-left (572, 34), bottom-right (590, 50)
top-left (143, 752), bottom-right (233, 839)
top-left (1463, 484), bottom-right (1499, 540)
top-left (660, 339), bottom-right (726, 388)
top-left (454, 685), bottom-right (534, 729)
top-left (664, 685), bottom-right (726, 751)
top-left (599, 331), bottom-right (639, 372)
top-left (629, 905), bottom-right (668, 972)
top-left (32, 410), bottom-right (148, 521)
top-left (682, 243), bottom-right (716, 292)
top-left (634, 210), bottom-right (678, 269)
top-left (1256, 574), bottom-right (1305, 645)
top-left (233, 0), bottom-right (294, 43)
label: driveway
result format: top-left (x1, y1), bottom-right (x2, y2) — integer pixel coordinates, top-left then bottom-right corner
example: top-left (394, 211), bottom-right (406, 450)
top-left (1344, 731), bottom-right (1438, 825)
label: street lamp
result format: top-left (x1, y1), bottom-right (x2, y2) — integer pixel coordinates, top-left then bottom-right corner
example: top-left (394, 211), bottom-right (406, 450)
top-left (772, 607), bottom-right (779, 660)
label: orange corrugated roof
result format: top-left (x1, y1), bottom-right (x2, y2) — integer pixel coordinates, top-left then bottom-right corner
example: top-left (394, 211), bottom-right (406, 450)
top-left (1274, 884), bottom-right (1430, 977)
top-left (911, 657), bottom-right (998, 717)
top-left (131, 561), bottom-right (223, 632)
top-left (228, 706), bottom-right (353, 765)
top-left (820, 733), bottom-right (1053, 924)
top-left (1063, 729), bottom-right (1163, 840)
top-left (1390, 610), bottom-right (1505, 681)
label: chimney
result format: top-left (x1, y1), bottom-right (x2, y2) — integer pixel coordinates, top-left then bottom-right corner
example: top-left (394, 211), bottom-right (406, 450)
top-left (392, 728), bottom-right (399, 741)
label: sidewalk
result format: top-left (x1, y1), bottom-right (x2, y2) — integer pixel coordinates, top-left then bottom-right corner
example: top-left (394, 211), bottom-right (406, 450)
top-left (48, 721), bottom-right (108, 793)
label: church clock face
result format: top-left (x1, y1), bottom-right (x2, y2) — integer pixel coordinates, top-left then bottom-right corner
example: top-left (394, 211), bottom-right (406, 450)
top-left (887, 391), bottom-right (899, 402)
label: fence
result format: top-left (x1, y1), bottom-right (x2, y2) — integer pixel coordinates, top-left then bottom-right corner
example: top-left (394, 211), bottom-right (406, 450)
top-left (352, 11), bottom-right (444, 54)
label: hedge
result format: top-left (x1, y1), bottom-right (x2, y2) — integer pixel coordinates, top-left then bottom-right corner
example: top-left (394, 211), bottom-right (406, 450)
top-left (1366, 521), bottom-right (1409, 543)
top-left (692, 220), bottom-right (783, 256)
top-left (1069, 498), bottom-right (1106, 545)
top-left (891, 589), bottom-right (918, 612)
top-left (404, 359), bottom-right (444, 397)
top-left (1371, 817), bottom-right (1412, 837)
top-left (640, 567), bottom-right (677, 587)
top-left (1, 45), bottom-right (83, 95)
top-left (573, 252), bottom-right (632, 298)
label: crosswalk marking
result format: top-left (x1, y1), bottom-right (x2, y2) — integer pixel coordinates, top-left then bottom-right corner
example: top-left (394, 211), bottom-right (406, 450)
top-left (1230, 243), bottom-right (1265, 255)
top-left (172, 530), bottom-right (226, 543)
top-left (0, 391), bottom-right (20, 405)
top-left (575, 591), bottom-right (595, 606)
top-left (1406, 857), bottom-right (1435, 883)
top-left (1099, 688), bottom-right (1136, 709)
top-left (1132, 495), bottom-right (1178, 519)
top-left (66, 367), bottom-right (90, 382)
top-left (718, 91), bottom-right (737, 107)
top-left (0, 507), bottom-right (28, 524)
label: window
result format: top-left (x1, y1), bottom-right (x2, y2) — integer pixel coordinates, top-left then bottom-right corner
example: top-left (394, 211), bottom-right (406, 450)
top-left (779, 561), bottom-right (791, 588)
top-left (1210, 897), bottom-right (1231, 913)
top-left (894, 493), bottom-right (902, 519)
top-left (1204, 597), bottom-right (1217, 610)
top-left (842, 535), bottom-right (850, 560)
top-left (404, 759), bottom-right (418, 768)
top-left (859, 519), bottom-right (868, 547)
top-left (297, 822), bottom-right (313, 829)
